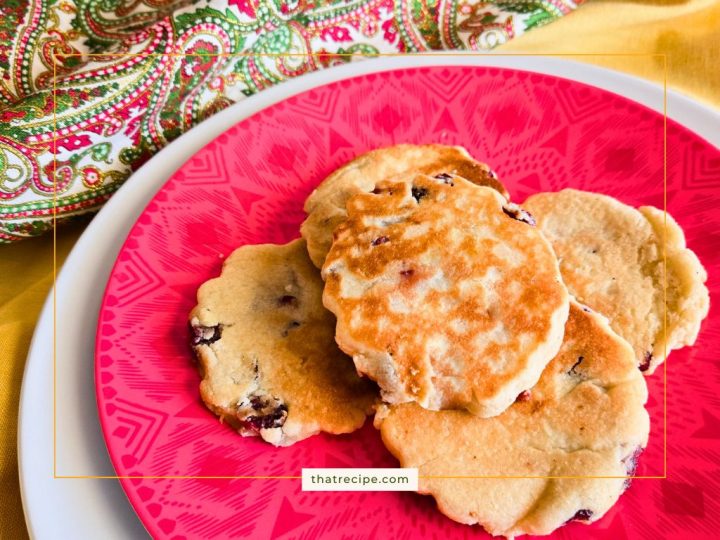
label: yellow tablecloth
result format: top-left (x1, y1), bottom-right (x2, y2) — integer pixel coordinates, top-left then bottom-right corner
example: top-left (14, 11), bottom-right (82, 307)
top-left (1, 1), bottom-right (717, 537)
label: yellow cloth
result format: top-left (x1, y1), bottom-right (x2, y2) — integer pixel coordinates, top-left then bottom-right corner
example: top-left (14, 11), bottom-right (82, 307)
top-left (0, 220), bottom-right (86, 540)
top-left (498, 0), bottom-right (720, 109)
top-left (0, 1), bottom-right (716, 537)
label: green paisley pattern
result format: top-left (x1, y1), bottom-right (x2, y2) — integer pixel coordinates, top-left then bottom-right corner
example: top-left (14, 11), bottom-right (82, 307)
top-left (0, 0), bottom-right (582, 242)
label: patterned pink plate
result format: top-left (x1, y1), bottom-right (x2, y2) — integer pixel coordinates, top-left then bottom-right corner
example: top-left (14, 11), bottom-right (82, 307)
top-left (96, 66), bottom-right (719, 540)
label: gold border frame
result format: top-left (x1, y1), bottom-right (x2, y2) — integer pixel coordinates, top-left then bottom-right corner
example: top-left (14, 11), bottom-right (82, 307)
top-left (52, 51), bottom-right (668, 480)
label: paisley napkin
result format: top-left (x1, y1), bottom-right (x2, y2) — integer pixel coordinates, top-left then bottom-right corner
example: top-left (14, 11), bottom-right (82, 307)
top-left (0, 0), bottom-right (582, 242)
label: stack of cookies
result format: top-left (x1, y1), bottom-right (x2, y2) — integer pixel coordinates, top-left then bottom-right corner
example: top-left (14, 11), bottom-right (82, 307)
top-left (189, 145), bottom-right (709, 538)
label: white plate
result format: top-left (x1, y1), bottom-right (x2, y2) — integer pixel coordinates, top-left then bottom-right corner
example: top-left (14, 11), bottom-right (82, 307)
top-left (18, 54), bottom-right (720, 539)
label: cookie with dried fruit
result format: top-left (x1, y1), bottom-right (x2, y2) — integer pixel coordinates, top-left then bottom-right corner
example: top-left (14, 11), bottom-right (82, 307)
top-left (189, 239), bottom-right (376, 446)
top-left (375, 301), bottom-right (649, 538)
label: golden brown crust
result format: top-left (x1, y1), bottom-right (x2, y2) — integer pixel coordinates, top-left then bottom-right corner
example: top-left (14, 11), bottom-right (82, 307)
top-left (301, 144), bottom-right (508, 268)
top-left (523, 189), bottom-right (709, 374)
top-left (189, 239), bottom-right (377, 446)
top-left (323, 174), bottom-right (569, 417)
top-left (375, 302), bottom-right (650, 538)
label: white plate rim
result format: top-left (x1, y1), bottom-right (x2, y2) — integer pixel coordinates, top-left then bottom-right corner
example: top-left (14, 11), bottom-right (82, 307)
top-left (18, 54), bottom-right (720, 540)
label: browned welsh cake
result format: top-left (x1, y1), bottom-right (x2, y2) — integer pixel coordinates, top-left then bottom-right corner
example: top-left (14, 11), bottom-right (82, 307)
top-left (301, 144), bottom-right (508, 268)
top-left (375, 302), bottom-right (650, 538)
top-left (189, 239), bottom-right (376, 446)
top-left (322, 173), bottom-right (569, 418)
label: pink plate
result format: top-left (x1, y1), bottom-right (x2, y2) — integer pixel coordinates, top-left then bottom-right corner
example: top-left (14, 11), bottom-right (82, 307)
top-left (96, 66), bottom-right (719, 539)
